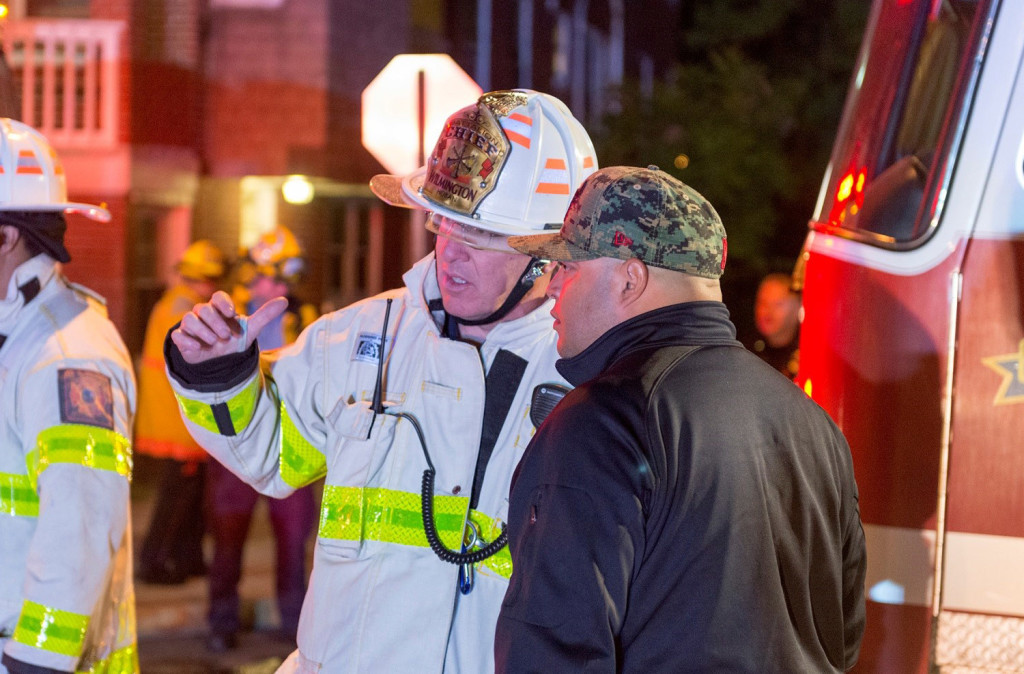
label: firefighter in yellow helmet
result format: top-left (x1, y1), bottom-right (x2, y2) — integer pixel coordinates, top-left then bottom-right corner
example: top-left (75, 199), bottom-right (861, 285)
top-left (135, 239), bottom-right (225, 585)
top-left (0, 119), bottom-right (138, 672)
top-left (232, 226), bottom-right (317, 347)
top-left (202, 226), bottom-right (318, 652)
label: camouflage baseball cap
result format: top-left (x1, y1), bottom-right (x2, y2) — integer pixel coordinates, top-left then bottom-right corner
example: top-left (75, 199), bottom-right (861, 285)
top-left (507, 165), bottom-right (727, 278)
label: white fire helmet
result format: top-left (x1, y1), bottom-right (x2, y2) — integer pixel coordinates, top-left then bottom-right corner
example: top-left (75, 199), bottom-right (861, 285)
top-left (0, 118), bottom-right (110, 222)
top-left (370, 90), bottom-right (597, 251)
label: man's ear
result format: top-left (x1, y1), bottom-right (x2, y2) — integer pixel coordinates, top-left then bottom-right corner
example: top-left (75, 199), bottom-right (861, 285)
top-left (0, 225), bottom-right (21, 255)
top-left (619, 258), bottom-right (649, 305)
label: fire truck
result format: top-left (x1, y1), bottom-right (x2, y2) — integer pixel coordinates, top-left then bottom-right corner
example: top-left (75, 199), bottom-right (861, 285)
top-left (796, 0), bottom-right (1024, 671)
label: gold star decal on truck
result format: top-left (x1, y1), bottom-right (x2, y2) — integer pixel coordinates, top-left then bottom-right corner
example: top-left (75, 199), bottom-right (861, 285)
top-left (982, 339), bottom-right (1024, 405)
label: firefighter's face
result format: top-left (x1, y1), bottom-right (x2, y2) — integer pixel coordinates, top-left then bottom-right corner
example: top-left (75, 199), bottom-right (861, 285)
top-left (434, 233), bottom-right (533, 326)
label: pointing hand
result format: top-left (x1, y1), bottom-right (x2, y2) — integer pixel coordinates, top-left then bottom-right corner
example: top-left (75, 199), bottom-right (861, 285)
top-left (171, 291), bottom-right (288, 364)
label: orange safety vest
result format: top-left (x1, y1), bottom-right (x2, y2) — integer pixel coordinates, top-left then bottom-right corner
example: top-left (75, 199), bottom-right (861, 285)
top-left (134, 282), bottom-right (208, 461)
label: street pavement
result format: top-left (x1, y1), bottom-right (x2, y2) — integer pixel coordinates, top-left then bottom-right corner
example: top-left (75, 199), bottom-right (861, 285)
top-left (132, 458), bottom-right (305, 673)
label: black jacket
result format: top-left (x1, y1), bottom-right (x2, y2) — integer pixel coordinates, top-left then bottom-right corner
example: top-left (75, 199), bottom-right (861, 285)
top-left (495, 302), bottom-right (866, 673)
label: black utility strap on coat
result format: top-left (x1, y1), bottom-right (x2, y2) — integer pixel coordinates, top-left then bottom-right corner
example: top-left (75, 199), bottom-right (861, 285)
top-left (470, 349), bottom-right (527, 509)
top-left (19, 278), bottom-right (40, 304)
top-left (427, 297), bottom-right (461, 340)
top-left (0, 279), bottom-right (43, 354)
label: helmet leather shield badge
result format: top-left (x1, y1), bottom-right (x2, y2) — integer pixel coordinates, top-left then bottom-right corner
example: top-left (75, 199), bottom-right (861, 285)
top-left (421, 92), bottom-right (519, 217)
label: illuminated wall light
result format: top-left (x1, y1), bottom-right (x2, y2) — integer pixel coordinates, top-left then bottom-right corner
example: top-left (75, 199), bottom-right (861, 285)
top-left (282, 175), bottom-right (315, 205)
top-left (0, 5), bottom-right (8, 19)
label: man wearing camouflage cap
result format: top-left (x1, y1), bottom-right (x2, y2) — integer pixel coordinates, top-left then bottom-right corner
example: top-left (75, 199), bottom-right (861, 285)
top-left (494, 166), bottom-right (866, 673)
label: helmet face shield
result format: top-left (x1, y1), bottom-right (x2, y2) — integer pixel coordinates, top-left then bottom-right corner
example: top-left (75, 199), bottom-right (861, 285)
top-left (427, 214), bottom-right (517, 253)
top-left (276, 256), bottom-right (306, 284)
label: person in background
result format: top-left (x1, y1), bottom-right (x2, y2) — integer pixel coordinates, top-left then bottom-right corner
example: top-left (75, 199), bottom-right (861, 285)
top-left (135, 239), bottom-right (225, 585)
top-left (0, 118), bottom-right (138, 673)
top-left (203, 226), bottom-right (318, 653)
top-left (165, 90), bottom-right (598, 673)
top-left (751, 272), bottom-right (801, 379)
top-left (496, 165), bottom-right (866, 673)
top-left (232, 226), bottom-right (318, 350)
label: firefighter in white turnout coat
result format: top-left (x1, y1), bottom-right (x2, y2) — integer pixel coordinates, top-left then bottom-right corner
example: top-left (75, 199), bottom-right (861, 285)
top-left (0, 119), bottom-right (138, 673)
top-left (167, 90), bottom-right (597, 673)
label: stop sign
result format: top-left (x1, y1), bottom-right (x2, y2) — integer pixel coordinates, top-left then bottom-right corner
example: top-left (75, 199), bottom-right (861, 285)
top-left (362, 54), bottom-right (482, 176)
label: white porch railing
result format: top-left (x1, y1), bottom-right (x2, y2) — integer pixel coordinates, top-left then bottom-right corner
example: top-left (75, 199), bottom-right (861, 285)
top-left (1, 19), bottom-right (125, 148)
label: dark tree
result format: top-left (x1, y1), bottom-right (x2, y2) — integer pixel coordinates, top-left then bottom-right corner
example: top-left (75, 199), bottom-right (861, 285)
top-left (594, 0), bottom-right (869, 341)
top-left (596, 0), bottom-right (868, 268)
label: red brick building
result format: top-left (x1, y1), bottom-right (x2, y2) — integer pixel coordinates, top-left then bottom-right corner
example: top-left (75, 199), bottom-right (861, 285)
top-left (2, 0), bottom-right (679, 351)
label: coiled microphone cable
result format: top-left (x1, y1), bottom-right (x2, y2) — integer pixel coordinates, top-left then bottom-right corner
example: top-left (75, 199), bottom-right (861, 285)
top-left (370, 299), bottom-right (508, 567)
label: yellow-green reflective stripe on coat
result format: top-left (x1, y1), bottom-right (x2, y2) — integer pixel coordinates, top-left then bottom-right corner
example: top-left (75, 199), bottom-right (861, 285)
top-left (77, 643), bottom-right (139, 674)
top-left (26, 425), bottom-right (133, 485)
top-left (467, 510), bottom-right (513, 579)
top-left (174, 377), bottom-right (260, 435)
top-left (279, 401), bottom-right (326, 488)
top-left (0, 472), bottom-right (38, 517)
top-left (13, 600), bottom-right (89, 658)
top-left (318, 486), bottom-right (512, 578)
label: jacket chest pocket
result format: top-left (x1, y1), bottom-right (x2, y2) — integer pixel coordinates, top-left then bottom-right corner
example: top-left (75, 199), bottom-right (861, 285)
top-left (317, 398), bottom-right (402, 559)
